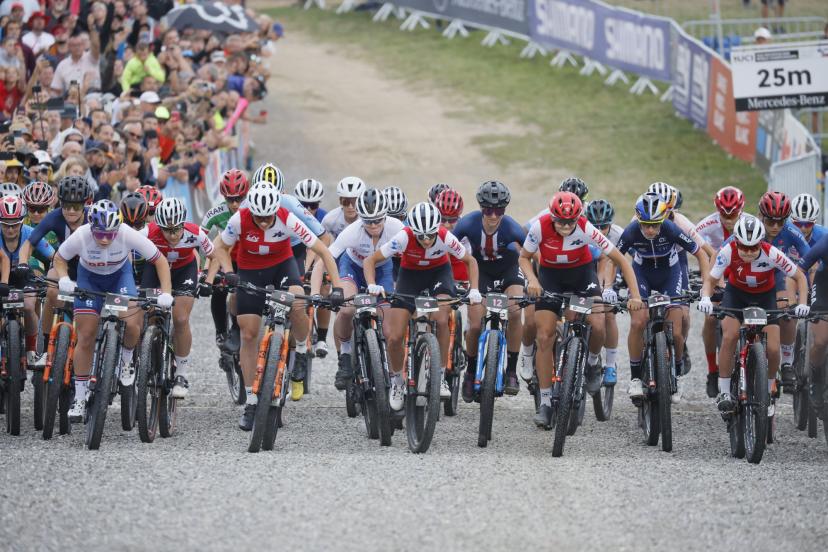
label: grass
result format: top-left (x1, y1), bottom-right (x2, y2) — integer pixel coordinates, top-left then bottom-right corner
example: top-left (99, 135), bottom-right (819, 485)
top-left (265, 6), bottom-right (770, 220)
top-left (605, 0), bottom-right (827, 22)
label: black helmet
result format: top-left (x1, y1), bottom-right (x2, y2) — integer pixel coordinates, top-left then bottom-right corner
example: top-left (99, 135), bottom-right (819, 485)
top-left (675, 189), bottom-right (683, 210)
top-left (559, 177), bottom-right (589, 200)
top-left (428, 183), bottom-right (451, 204)
top-left (475, 180), bottom-right (511, 208)
top-left (58, 175), bottom-right (92, 203)
top-left (120, 191), bottom-right (149, 227)
top-left (585, 199), bottom-right (615, 227)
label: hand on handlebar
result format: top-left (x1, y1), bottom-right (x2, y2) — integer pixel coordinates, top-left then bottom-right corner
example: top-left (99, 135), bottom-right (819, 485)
top-left (795, 303), bottom-right (810, 317)
top-left (223, 272), bottom-right (239, 287)
top-left (698, 296), bottom-right (713, 315)
top-left (329, 287), bottom-right (344, 308)
top-left (601, 288), bottom-right (617, 304)
top-left (526, 278), bottom-right (542, 299)
top-left (627, 296), bottom-right (644, 311)
top-left (58, 276), bottom-right (76, 294)
top-left (367, 283), bottom-right (385, 297)
top-left (157, 292), bottom-right (174, 309)
top-left (468, 288), bottom-right (482, 304)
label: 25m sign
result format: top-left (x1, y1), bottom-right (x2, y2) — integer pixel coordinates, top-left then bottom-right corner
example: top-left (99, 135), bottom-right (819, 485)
top-left (730, 41), bottom-right (828, 112)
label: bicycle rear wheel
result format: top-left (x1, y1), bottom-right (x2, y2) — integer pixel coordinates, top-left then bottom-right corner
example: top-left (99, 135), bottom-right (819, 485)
top-left (33, 369), bottom-right (43, 431)
top-left (4, 320), bottom-right (22, 436)
top-left (345, 379), bottom-right (360, 418)
top-left (444, 311), bottom-right (463, 417)
top-left (593, 381), bottom-right (614, 422)
top-left (136, 326), bottom-right (161, 443)
top-left (553, 338), bottom-right (580, 457)
top-left (641, 348), bottom-right (660, 447)
top-left (42, 325), bottom-right (71, 440)
top-left (792, 322), bottom-right (808, 430)
top-left (744, 342), bottom-right (769, 464)
top-left (655, 332), bottom-right (672, 453)
top-left (478, 330), bottom-right (499, 448)
top-left (249, 333), bottom-right (280, 453)
top-left (361, 338), bottom-right (379, 440)
top-left (365, 329), bottom-right (392, 446)
top-left (405, 333), bottom-right (441, 453)
top-left (86, 324), bottom-right (119, 450)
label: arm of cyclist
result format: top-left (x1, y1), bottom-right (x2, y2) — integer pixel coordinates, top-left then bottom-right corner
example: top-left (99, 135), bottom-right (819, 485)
top-left (210, 233), bottom-right (235, 281)
top-left (363, 250), bottom-right (387, 297)
top-left (0, 250), bottom-right (9, 293)
top-left (518, 248), bottom-right (542, 298)
top-left (308, 238), bottom-right (342, 293)
top-left (606, 248), bottom-right (643, 310)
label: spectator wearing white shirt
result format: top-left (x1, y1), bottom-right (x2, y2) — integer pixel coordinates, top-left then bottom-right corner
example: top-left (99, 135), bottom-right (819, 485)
top-left (50, 25), bottom-right (100, 96)
top-left (21, 12), bottom-right (54, 56)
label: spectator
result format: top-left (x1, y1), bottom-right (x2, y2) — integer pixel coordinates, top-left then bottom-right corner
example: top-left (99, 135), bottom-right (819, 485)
top-left (121, 39), bottom-right (164, 92)
top-left (50, 22), bottom-right (100, 95)
top-left (754, 26), bottom-right (772, 44)
top-left (0, 35), bottom-right (24, 71)
top-left (0, 66), bottom-right (25, 117)
top-left (21, 12), bottom-right (54, 57)
top-left (761, 0), bottom-right (785, 21)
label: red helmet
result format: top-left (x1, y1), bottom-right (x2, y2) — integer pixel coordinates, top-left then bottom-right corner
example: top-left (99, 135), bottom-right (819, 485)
top-left (137, 185), bottom-right (163, 214)
top-left (714, 186), bottom-right (745, 216)
top-left (549, 191), bottom-right (582, 221)
top-left (220, 169), bottom-right (249, 198)
top-left (759, 191), bottom-right (791, 219)
top-left (434, 189), bottom-right (464, 220)
top-left (0, 194), bottom-right (26, 222)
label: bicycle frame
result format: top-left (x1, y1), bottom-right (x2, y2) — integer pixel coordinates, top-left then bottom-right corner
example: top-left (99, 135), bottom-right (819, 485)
top-left (2, 288), bottom-right (30, 377)
top-left (735, 309), bottom-right (770, 403)
top-left (642, 294), bottom-right (677, 394)
top-left (251, 287), bottom-right (294, 404)
top-left (405, 296), bottom-right (440, 389)
top-left (352, 294), bottom-right (390, 393)
top-left (555, 295), bottom-right (594, 399)
top-left (474, 294), bottom-right (509, 395)
top-left (42, 292), bottom-right (77, 387)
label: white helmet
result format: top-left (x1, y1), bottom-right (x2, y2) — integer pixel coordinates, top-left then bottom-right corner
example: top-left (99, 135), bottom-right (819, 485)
top-left (647, 181), bottom-right (677, 209)
top-left (155, 197), bottom-right (187, 228)
top-left (252, 162), bottom-right (284, 192)
top-left (383, 186), bottom-right (408, 218)
top-left (733, 215), bottom-right (765, 246)
top-left (356, 188), bottom-right (388, 220)
top-left (294, 178), bottom-right (325, 203)
top-left (0, 182), bottom-right (22, 197)
top-left (791, 193), bottom-right (820, 223)
top-left (406, 201), bottom-right (441, 236)
top-left (336, 176), bottom-right (365, 199)
top-left (247, 183), bottom-right (281, 217)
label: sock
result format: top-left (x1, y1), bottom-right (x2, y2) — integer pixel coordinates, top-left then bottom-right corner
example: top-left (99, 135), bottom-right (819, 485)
top-left (630, 359), bottom-right (642, 380)
top-left (121, 347), bottom-right (134, 369)
top-left (604, 348), bottom-right (617, 368)
top-left (25, 333), bottom-right (37, 352)
top-left (675, 359), bottom-right (684, 377)
top-left (588, 352), bottom-right (600, 366)
top-left (506, 351), bottom-right (518, 374)
top-left (74, 376), bottom-right (89, 400)
top-left (245, 386), bottom-right (257, 405)
top-left (175, 355), bottom-right (189, 378)
top-left (719, 377), bottom-right (731, 395)
top-left (391, 371), bottom-right (404, 385)
top-left (340, 340), bottom-right (352, 355)
top-left (521, 343), bottom-right (534, 356)
top-left (540, 387), bottom-right (552, 407)
top-left (316, 327), bottom-right (328, 343)
top-left (706, 352), bottom-right (718, 374)
top-left (781, 344), bottom-right (794, 366)
top-left (295, 340), bottom-right (308, 354)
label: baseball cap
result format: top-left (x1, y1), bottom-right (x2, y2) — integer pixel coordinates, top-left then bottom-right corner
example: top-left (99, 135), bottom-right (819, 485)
top-left (85, 140), bottom-right (108, 154)
top-left (210, 50), bottom-right (226, 63)
top-left (139, 91), bottom-right (161, 104)
top-left (754, 27), bottom-right (772, 40)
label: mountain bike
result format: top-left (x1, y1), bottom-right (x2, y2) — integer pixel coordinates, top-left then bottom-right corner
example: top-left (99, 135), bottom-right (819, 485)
top-left (791, 318), bottom-right (818, 438)
top-left (1, 287), bottom-right (28, 435)
top-left (212, 278), bottom-right (245, 406)
top-left (30, 286), bottom-right (48, 431)
top-left (444, 300), bottom-right (465, 417)
top-left (40, 280), bottom-right (77, 440)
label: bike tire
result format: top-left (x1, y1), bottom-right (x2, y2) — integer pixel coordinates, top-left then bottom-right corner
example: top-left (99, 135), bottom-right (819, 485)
top-left (444, 311), bottom-right (463, 417)
top-left (728, 375), bottom-right (746, 458)
top-left (361, 342), bottom-right (379, 440)
top-left (262, 341), bottom-right (288, 451)
top-left (478, 330), bottom-right (499, 448)
top-left (792, 321), bottom-right (808, 430)
top-left (120, 380), bottom-right (137, 432)
top-left (222, 352), bottom-right (245, 405)
top-left (552, 338), bottom-right (580, 457)
top-left (158, 355), bottom-right (177, 439)
top-left (42, 325), bottom-right (71, 440)
top-left (807, 406), bottom-right (818, 438)
top-left (569, 393), bottom-right (585, 435)
top-left (345, 380), bottom-right (360, 417)
top-left (530, 373), bottom-right (540, 414)
top-left (86, 324), bottom-right (119, 450)
top-left (655, 332), bottom-right (672, 453)
top-left (4, 320), bottom-right (22, 435)
top-left (793, 387), bottom-right (808, 431)
top-left (592, 382), bottom-right (614, 422)
top-left (33, 370), bottom-right (44, 431)
top-left (744, 342), bottom-right (769, 464)
top-left (58, 384), bottom-right (71, 435)
top-left (364, 329), bottom-right (392, 446)
top-left (249, 333), bottom-right (279, 453)
top-left (136, 326), bottom-right (160, 443)
top-left (405, 332), bottom-right (441, 453)
top-left (641, 349), bottom-right (660, 446)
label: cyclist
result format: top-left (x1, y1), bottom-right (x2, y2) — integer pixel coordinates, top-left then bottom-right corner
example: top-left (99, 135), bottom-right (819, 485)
top-left (451, 181), bottom-right (527, 399)
top-left (428, 183), bottom-right (451, 204)
top-left (363, 201), bottom-right (481, 411)
top-left (322, 188), bottom-right (404, 391)
top-left (525, 177), bottom-right (589, 226)
top-left (137, 185), bottom-right (163, 218)
top-left (699, 215), bottom-right (808, 413)
top-left (695, 186), bottom-right (745, 397)
top-left (520, 191), bottom-right (643, 428)
top-left (211, 184), bottom-right (344, 430)
top-left (54, 200), bottom-right (173, 421)
top-left (618, 193), bottom-right (710, 402)
top-left (295, 178), bottom-right (327, 223)
top-left (322, 177), bottom-right (365, 238)
top-left (383, 186), bottom-right (409, 222)
top-left (120, 191), bottom-right (150, 284)
top-left (22, 181), bottom-right (58, 274)
top-left (0, 182), bottom-right (23, 197)
top-left (143, 198), bottom-right (229, 398)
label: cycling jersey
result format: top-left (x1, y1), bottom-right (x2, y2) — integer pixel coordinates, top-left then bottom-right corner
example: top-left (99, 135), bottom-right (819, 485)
top-left (201, 202), bottom-right (233, 232)
top-left (221, 207), bottom-right (317, 270)
top-left (321, 206), bottom-right (357, 238)
top-left (695, 212), bottom-right (733, 250)
top-left (804, 224), bottom-right (828, 247)
top-left (328, 217), bottom-right (405, 267)
top-left (2, 225), bottom-right (54, 265)
top-left (670, 212), bottom-right (706, 250)
top-left (616, 219), bottom-right (698, 268)
top-left (523, 214), bottom-right (614, 269)
top-left (380, 226), bottom-right (466, 270)
top-left (313, 207), bottom-right (327, 223)
top-left (238, 194), bottom-right (325, 246)
top-left (27, 207), bottom-right (88, 248)
top-left (769, 222), bottom-right (810, 262)
top-left (711, 241), bottom-right (797, 293)
top-left (58, 224), bottom-right (161, 275)
top-left (797, 230), bottom-right (828, 272)
top-left (142, 222), bottom-right (213, 270)
top-left (452, 212), bottom-right (526, 264)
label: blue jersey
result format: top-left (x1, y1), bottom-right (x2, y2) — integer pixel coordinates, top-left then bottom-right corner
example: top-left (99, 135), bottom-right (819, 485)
top-left (770, 222), bottom-right (810, 262)
top-left (617, 219), bottom-right (698, 269)
top-left (797, 225), bottom-right (828, 272)
top-left (3, 225), bottom-right (54, 265)
top-left (27, 207), bottom-right (88, 247)
top-left (280, 195), bottom-right (326, 246)
top-left (452, 212), bottom-right (526, 264)
top-left (314, 207), bottom-right (327, 223)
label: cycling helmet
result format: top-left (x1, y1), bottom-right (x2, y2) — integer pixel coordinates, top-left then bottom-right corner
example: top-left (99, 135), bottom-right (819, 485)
top-left (120, 191), bottom-right (148, 227)
top-left (155, 197), bottom-right (187, 228)
top-left (559, 177), bottom-right (589, 200)
top-left (337, 176), bottom-right (365, 199)
top-left (58, 175), bottom-right (92, 203)
top-left (759, 191), bottom-right (791, 219)
top-left (294, 178), bottom-right (325, 203)
top-left (791, 193), bottom-right (820, 223)
top-left (88, 200), bottom-right (122, 232)
top-left (549, 191), bottom-right (582, 221)
top-left (733, 215), bottom-right (765, 246)
top-left (427, 183), bottom-right (451, 204)
top-left (476, 180), bottom-right (511, 208)
top-left (585, 199), bottom-right (615, 227)
top-left (356, 188), bottom-right (388, 220)
top-left (647, 182), bottom-right (677, 210)
top-left (406, 201), bottom-right (441, 236)
top-left (675, 189), bottom-right (684, 210)
top-left (714, 186), bottom-right (745, 216)
top-left (0, 194), bottom-right (26, 222)
top-left (137, 185), bottom-right (164, 213)
top-left (246, 183), bottom-right (281, 216)
top-left (0, 182), bottom-right (22, 197)
top-left (220, 169), bottom-right (249, 198)
top-left (635, 192), bottom-right (669, 224)
top-left (23, 181), bottom-right (55, 207)
top-left (435, 189), bottom-right (464, 220)
top-left (252, 162), bottom-right (284, 192)
top-left (383, 186), bottom-right (408, 218)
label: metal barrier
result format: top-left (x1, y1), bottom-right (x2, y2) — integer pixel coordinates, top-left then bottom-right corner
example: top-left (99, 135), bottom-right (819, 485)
top-left (682, 16), bottom-right (826, 44)
top-left (769, 149), bottom-right (821, 199)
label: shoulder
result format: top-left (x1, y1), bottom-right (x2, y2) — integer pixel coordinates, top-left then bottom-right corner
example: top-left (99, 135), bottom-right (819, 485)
top-left (385, 217), bottom-right (405, 234)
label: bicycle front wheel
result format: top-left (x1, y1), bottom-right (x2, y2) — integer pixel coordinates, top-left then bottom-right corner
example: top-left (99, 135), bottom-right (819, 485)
top-left (158, 354), bottom-right (177, 439)
top-left (366, 329), bottom-right (392, 446)
top-left (792, 321), bottom-right (809, 430)
top-left (249, 333), bottom-right (280, 453)
top-left (136, 326), bottom-right (161, 443)
top-left (553, 338), bottom-right (581, 457)
top-left (655, 332), bottom-right (672, 453)
top-left (86, 324), bottom-right (119, 450)
top-left (478, 330), bottom-right (500, 448)
top-left (42, 325), bottom-right (72, 440)
top-left (405, 332), bottom-right (441, 453)
top-left (744, 342), bottom-right (769, 464)
top-left (4, 319), bottom-right (23, 435)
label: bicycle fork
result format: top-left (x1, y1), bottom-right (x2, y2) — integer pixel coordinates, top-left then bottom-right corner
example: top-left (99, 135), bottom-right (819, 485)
top-left (42, 317), bottom-right (76, 386)
top-left (474, 328), bottom-right (507, 394)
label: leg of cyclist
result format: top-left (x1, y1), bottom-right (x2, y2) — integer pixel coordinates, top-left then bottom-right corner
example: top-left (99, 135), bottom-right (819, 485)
top-left (584, 310), bottom-right (606, 394)
top-left (23, 294), bottom-right (44, 367)
top-left (170, 295), bottom-right (195, 397)
top-left (237, 312), bottom-right (262, 429)
top-left (779, 276), bottom-right (796, 390)
top-left (315, 281), bottom-right (331, 357)
top-left (41, 266), bottom-right (59, 339)
top-left (503, 283), bottom-right (524, 395)
top-left (385, 306), bottom-right (412, 411)
top-left (69, 313), bottom-right (99, 421)
top-left (519, 304), bottom-right (537, 382)
top-left (432, 297), bottom-right (453, 399)
top-left (533, 309), bottom-right (559, 428)
top-left (333, 278), bottom-right (358, 390)
top-left (702, 314), bottom-right (720, 397)
top-left (809, 319), bottom-right (828, 414)
top-left (765, 323), bottom-right (781, 390)
top-left (716, 315), bottom-right (740, 411)
top-left (602, 311), bottom-right (618, 384)
top-left (627, 306), bottom-right (649, 399)
top-left (118, 303), bottom-right (143, 387)
top-left (288, 286), bottom-right (309, 400)
top-left (463, 301), bottom-right (484, 402)
top-left (210, 286), bottom-right (229, 345)
top-left (667, 305), bottom-right (686, 402)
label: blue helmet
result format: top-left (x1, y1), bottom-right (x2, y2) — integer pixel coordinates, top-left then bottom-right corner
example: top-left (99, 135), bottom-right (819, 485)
top-left (89, 199), bottom-right (122, 232)
top-left (635, 193), bottom-right (668, 224)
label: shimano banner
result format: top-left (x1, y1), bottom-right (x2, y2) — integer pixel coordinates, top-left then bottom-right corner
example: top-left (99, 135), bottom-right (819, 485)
top-left (529, 0), bottom-right (672, 82)
top-left (394, 0), bottom-right (531, 35)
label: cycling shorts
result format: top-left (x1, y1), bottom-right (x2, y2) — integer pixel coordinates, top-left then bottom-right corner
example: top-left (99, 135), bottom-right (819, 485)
top-left (811, 269), bottom-right (828, 310)
top-left (391, 263), bottom-right (456, 313)
top-left (721, 284), bottom-right (778, 325)
top-left (478, 260), bottom-right (524, 293)
top-left (338, 255), bottom-right (394, 294)
top-left (236, 258), bottom-right (302, 316)
top-left (74, 262), bottom-right (137, 315)
top-left (634, 261), bottom-right (684, 302)
top-left (678, 251), bottom-right (690, 290)
top-left (141, 258), bottom-right (197, 295)
top-left (536, 263), bottom-right (600, 313)
top-left (292, 243), bottom-right (307, 275)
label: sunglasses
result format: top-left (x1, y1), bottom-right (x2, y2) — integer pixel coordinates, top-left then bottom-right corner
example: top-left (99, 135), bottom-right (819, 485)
top-left (793, 220), bottom-right (815, 229)
top-left (253, 214), bottom-right (275, 224)
top-left (362, 218), bottom-right (384, 226)
top-left (764, 217), bottom-right (786, 227)
top-left (0, 219), bottom-right (22, 227)
top-left (597, 223), bottom-right (612, 231)
top-left (61, 202), bottom-right (84, 212)
top-left (554, 218), bottom-right (578, 227)
top-left (339, 198), bottom-right (356, 207)
top-left (414, 232), bottom-right (437, 241)
top-left (28, 205), bottom-right (49, 214)
top-left (92, 229), bottom-right (118, 241)
top-left (718, 209), bottom-right (742, 219)
top-left (225, 196), bottom-right (244, 204)
top-left (161, 224), bottom-right (184, 234)
top-left (482, 207), bottom-right (505, 217)
top-left (301, 202), bottom-right (320, 210)
top-left (442, 216), bottom-right (458, 224)
top-left (129, 132), bottom-right (143, 140)
top-left (736, 243), bottom-right (761, 253)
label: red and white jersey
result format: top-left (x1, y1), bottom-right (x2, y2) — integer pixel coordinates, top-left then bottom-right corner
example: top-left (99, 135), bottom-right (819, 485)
top-left (523, 214), bottom-right (614, 268)
top-left (380, 226), bottom-right (466, 270)
top-left (711, 241), bottom-right (798, 293)
top-left (696, 212), bottom-right (733, 250)
top-left (221, 207), bottom-right (317, 270)
top-left (142, 222), bottom-right (213, 270)
top-left (671, 212), bottom-right (706, 250)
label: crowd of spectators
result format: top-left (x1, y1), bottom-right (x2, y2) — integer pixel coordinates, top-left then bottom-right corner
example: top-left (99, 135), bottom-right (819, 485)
top-left (0, 0), bottom-right (280, 209)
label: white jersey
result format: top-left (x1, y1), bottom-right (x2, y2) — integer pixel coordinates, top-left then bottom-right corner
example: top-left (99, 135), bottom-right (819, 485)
top-left (329, 217), bottom-right (405, 268)
top-left (671, 212), bottom-right (705, 249)
top-left (321, 207), bottom-right (357, 238)
top-left (695, 212), bottom-right (733, 250)
top-left (59, 224), bottom-right (161, 275)
top-left (607, 223), bottom-right (624, 246)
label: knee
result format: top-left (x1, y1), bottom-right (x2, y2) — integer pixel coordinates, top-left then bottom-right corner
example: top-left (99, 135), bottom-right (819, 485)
top-left (240, 324), bottom-right (258, 343)
top-left (630, 314), bottom-right (647, 332)
top-left (536, 327), bottom-right (556, 348)
top-left (387, 332), bottom-right (403, 349)
top-left (173, 313), bottom-right (190, 331)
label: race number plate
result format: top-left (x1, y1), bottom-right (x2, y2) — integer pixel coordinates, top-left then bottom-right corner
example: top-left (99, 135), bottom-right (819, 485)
top-left (743, 307), bottom-right (768, 326)
top-left (143, 288), bottom-right (161, 299)
top-left (415, 297), bottom-right (439, 313)
top-left (353, 294), bottom-right (376, 308)
top-left (57, 294), bottom-right (73, 303)
top-left (568, 295), bottom-right (593, 314)
top-left (647, 294), bottom-right (670, 308)
top-left (485, 293), bottom-right (508, 312)
top-left (104, 294), bottom-right (129, 312)
top-left (270, 290), bottom-right (295, 307)
top-left (4, 289), bottom-right (24, 309)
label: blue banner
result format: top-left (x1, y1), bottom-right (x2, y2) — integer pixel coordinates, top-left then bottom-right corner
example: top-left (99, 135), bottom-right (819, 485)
top-left (673, 32), bottom-right (711, 129)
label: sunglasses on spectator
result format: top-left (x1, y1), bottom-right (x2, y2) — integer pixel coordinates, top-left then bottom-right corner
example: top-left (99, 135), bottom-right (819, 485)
top-left (482, 207), bottom-right (505, 217)
top-left (339, 198), bottom-right (356, 207)
top-left (28, 206), bottom-right (49, 214)
top-left (301, 202), bottom-right (320, 210)
top-left (763, 216), bottom-right (786, 227)
top-left (92, 229), bottom-right (118, 241)
top-left (61, 202), bottom-right (84, 212)
top-left (225, 196), bottom-right (244, 204)
top-left (736, 243), bottom-right (761, 253)
top-left (362, 218), bottom-right (384, 226)
top-left (129, 132), bottom-right (143, 140)
top-left (161, 224), bottom-right (184, 234)
top-left (793, 220), bottom-right (815, 229)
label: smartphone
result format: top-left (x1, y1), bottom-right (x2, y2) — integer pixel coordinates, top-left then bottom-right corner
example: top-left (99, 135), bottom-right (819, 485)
top-left (145, 129), bottom-right (158, 139)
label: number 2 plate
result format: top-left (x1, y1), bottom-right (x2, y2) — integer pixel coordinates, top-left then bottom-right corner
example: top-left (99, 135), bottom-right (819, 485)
top-left (353, 294), bottom-right (376, 308)
top-left (415, 297), bottom-right (439, 313)
top-left (4, 289), bottom-right (23, 309)
top-left (568, 296), bottom-right (593, 314)
top-left (104, 294), bottom-right (129, 312)
top-left (485, 293), bottom-right (508, 312)
top-left (743, 307), bottom-right (768, 326)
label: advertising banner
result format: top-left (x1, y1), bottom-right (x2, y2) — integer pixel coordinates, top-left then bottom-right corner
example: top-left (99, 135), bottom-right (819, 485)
top-left (673, 32), bottom-right (711, 128)
top-left (394, 0), bottom-right (531, 35)
top-left (707, 56), bottom-right (757, 164)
